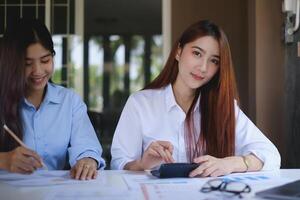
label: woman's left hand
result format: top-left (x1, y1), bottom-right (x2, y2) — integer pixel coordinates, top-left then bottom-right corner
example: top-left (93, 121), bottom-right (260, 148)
top-left (189, 155), bottom-right (236, 177)
top-left (70, 157), bottom-right (98, 180)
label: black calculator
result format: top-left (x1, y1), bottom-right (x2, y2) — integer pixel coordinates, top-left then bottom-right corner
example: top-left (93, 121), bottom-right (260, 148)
top-left (151, 163), bottom-right (199, 178)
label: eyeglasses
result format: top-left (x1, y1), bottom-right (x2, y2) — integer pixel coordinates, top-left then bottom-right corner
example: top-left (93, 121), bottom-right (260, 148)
top-left (200, 178), bottom-right (251, 198)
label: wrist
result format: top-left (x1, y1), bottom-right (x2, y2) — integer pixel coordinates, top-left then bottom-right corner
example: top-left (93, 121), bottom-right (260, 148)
top-left (138, 159), bottom-right (147, 170)
top-left (242, 156), bottom-right (250, 172)
top-left (124, 159), bottom-right (145, 171)
top-left (227, 156), bottom-right (247, 173)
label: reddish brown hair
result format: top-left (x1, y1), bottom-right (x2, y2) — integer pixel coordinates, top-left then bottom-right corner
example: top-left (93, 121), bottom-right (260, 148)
top-left (145, 20), bottom-right (238, 161)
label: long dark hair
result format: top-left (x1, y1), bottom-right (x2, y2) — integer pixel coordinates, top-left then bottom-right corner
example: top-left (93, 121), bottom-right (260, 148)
top-left (0, 18), bottom-right (55, 151)
top-left (145, 20), bottom-right (238, 161)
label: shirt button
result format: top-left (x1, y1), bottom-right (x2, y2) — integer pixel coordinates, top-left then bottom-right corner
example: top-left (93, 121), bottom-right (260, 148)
top-left (35, 112), bottom-right (40, 118)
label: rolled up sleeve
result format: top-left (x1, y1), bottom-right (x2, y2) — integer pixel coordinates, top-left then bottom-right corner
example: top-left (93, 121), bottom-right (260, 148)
top-left (111, 95), bottom-right (143, 170)
top-left (68, 93), bottom-right (105, 169)
top-left (234, 103), bottom-right (281, 171)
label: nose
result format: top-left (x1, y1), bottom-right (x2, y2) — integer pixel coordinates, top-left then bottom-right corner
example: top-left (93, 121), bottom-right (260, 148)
top-left (198, 58), bottom-right (208, 73)
top-left (31, 61), bottom-right (42, 74)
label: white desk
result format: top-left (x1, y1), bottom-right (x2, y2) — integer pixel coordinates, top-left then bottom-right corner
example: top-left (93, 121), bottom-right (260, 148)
top-left (0, 169), bottom-right (300, 200)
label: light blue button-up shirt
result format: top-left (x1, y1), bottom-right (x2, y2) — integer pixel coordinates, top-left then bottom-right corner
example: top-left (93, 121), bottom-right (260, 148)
top-left (21, 83), bottom-right (105, 170)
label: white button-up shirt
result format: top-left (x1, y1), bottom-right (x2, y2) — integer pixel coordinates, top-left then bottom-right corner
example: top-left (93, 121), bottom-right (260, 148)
top-left (110, 84), bottom-right (281, 170)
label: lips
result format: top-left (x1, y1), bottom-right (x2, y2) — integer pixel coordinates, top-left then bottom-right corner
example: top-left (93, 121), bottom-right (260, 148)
top-left (30, 75), bottom-right (47, 85)
top-left (191, 73), bottom-right (204, 81)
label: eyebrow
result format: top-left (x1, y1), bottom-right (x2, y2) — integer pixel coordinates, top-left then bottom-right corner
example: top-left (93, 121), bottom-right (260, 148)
top-left (26, 53), bottom-right (52, 60)
top-left (191, 46), bottom-right (220, 59)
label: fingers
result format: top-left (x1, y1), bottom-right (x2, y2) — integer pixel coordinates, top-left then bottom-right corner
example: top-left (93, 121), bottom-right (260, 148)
top-left (147, 148), bottom-right (161, 157)
top-left (6, 147), bottom-right (42, 173)
top-left (77, 166), bottom-right (97, 180)
top-left (80, 165), bottom-right (90, 180)
top-left (193, 155), bottom-right (212, 164)
top-left (157, 141), bottom-right (175, 163)
top-left (189, 168), bottom-right (205, 177)
top-left (86, 166), bottom-right (96, 180)
top-left (70, 167), bottom-right (76, 179)
top-left (12, 158), bottom-right (35, 174)
top-left (210, 169), bottom-right (224, 177)
top-left (12, 165), bottom-right (32, 174)
top-left (149, 141), bottom-right (175, 163)
top-left (157, 141), bottom-right (174, 153)
top-left (164, 149), bottom-right (175, 163)
top-left (190, 155), bottom-right (217, 177)
top-left (71, 158), bottom-right (98, 180)
top-left (195, 160), bottom-right (213, 173)
top-left (190, 155), bottom-right (231, 177)
top-left (201, 165), bottom-right (218, 177)
top-left (28, 156), bottom-right (42, 169)
top-left (8, 161), bottom-right (33, 174)
top-left (16, 163), bottom-right (35, 174)
top-left (19, 147), bottom-right (43, 168)
top-left (18, 156), bottom-right (37, 172)
top-left (154, 145), bottom-right (171, 163)
top-left (141, 141), bottom-right (175, 170)
top-left (74, 164), bottom-right (84, 180)
top-left (92, 170), bottom-right (98, 179)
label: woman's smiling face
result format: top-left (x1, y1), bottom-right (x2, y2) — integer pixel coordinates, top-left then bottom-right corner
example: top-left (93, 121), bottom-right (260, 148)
top-left (25, 42), bottom-right (54, 93)
top-left (175, 36), bottom-right (220, 91)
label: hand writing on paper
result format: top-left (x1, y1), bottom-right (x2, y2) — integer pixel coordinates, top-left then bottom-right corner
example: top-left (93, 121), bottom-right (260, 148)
top-left (4, 146), bottom-right (43, 174)
top-left (140, 141), bottom-right (175, 170)
top-left (189, 155), bottom-right (235, 177)
top-left (70, 157), bottom-right (98, 180)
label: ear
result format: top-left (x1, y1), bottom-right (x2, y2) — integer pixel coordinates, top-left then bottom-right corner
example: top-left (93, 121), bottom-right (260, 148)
top-left (175, 47), bottom-right (182, 61)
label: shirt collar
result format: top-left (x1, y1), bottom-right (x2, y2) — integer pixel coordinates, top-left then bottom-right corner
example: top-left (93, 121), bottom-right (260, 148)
top-left (43, 82), bottom-right (61, 104)
top-left (164, 83), bottom-right (200, 113)
top-left (194, 93), bottom-right (200, 112)
top-left (165, 84), bottom-right (178, 112)
top-left (22, 82), bottom-right (61, 107)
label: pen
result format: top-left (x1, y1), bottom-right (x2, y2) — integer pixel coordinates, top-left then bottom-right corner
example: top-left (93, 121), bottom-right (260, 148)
top-left (3, 124), bottom-right (48, 170)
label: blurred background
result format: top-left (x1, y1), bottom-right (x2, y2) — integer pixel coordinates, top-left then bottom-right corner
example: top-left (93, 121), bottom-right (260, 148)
top-left (0, 0), bottom-right (299, 169)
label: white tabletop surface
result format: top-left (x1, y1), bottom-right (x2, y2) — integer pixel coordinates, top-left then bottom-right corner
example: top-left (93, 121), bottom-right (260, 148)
top-left (0, 169), bottom-right (299, 200)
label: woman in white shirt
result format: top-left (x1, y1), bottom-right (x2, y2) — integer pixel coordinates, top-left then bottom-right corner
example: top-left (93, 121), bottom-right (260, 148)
top-left (111, 20), bottom-right (281, 177)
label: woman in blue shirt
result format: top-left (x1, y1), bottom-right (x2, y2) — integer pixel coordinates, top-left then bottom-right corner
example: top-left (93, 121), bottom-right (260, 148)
top-left (0, 18), bottom-right (105, 180)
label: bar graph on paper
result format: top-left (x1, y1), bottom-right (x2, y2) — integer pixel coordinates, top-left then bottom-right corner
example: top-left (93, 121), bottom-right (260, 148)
top-left (222, 175), bottom-right (270, 182)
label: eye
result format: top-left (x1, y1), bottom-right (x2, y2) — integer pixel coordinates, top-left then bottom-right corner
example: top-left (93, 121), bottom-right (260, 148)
top-left (192, 50), bottom-right (201, 57)
top-left (25, 62), bottom-right (32, 66)
top-left (41, 59), bottom-right (50, 64)
top-left (211, 58), bottom-right (220, 66)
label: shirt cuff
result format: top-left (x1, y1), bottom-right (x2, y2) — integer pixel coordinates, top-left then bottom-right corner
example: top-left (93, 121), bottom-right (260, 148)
top-left (111, 158), bottom-right (135, 170)
top-left (75, 150), bottom-right (106, 170)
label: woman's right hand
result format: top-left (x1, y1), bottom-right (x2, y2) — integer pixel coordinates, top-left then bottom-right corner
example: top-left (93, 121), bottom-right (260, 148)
top-left (4, 146), bottom-right (43, 174)
top-left (140, 141), bottom-right (175, 170)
